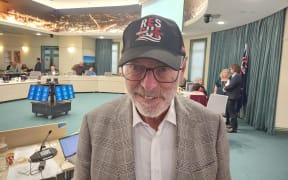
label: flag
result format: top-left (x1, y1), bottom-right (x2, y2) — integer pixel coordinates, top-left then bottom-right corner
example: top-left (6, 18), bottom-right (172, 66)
top-left (237, 44), bottom-right (248, 112)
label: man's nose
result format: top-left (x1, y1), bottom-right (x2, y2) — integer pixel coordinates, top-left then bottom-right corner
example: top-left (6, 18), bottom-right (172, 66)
top-left (140, 70), bottom-right (158, 90)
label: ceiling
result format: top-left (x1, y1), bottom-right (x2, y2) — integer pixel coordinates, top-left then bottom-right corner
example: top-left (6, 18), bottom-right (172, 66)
top-left (0, 0), bottom-right (287, 38)
top-left (184, 0), bottom-right (288, 36)
top-left (31, 0), bottom-right (146, 9)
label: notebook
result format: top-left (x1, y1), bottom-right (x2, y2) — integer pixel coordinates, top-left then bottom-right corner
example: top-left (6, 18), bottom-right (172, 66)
top-left (59, 133), bottom-right (79, 164)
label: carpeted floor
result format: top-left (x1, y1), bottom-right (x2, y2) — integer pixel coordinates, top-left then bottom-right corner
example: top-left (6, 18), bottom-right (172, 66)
top-left (1, 93), bottom-right (288, 180)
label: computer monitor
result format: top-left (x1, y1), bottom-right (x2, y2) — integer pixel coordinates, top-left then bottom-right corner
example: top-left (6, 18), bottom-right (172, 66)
top-left (27, 85), bottom-right (50, 101)
top-left (185, 82), bottom-right (194, 91)
top-left (59, 133), bottom-right (79, 159)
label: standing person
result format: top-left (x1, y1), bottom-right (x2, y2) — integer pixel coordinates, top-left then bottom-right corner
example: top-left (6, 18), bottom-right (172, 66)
top-left (214, 68), bottom-right (230, 95)
top-left (214, 68), bottom-right (230, 125)
top-left (34, 57), bottom-right (42, 71)
top-left (72, 61), bottom-right (85, 75)
top-left (75, 15), bottom-right (231, 180)
top-left (223, 64), bottom-right (242, 133)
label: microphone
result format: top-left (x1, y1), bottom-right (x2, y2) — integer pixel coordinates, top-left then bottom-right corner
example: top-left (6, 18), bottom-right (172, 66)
top-left (29, 130), bottom-right (57, 163)
top-left (40, 130), bottom-right (52, 151)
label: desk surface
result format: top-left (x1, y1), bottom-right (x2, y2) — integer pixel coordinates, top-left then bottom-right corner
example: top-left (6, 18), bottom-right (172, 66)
top-left (0, 139), bottom-right (74, 180)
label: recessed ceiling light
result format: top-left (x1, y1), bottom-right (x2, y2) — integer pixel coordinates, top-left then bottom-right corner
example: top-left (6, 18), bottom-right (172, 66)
top-left (217, 21), bottom-right (225, 25)
top-left (35, 32), bottom-right (42, 36)
top-left (99, 36), bottom-right (104, 39)
top-left (0, 32), bottom-right (3, 35)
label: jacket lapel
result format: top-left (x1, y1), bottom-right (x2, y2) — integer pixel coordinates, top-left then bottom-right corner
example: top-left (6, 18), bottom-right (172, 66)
top-left (174, 96), bottom-right (202, 179)
top-left (114, 97), bottom-right (136, 179)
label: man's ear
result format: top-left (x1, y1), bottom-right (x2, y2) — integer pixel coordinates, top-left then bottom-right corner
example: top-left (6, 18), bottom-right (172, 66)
top-left (180, 56), bottom-right (188, 72)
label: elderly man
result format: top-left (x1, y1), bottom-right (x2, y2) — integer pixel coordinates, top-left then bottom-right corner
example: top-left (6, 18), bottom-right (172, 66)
top-left (75, 15), bottom-right (231, 180)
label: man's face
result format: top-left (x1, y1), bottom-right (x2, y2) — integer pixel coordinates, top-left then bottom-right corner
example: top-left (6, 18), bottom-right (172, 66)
top-left (125, 59), bottom-right (184, 118)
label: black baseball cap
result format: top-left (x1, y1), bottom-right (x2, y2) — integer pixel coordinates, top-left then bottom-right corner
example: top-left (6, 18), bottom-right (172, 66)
top-left (119, 15), bottom-right (186, 70)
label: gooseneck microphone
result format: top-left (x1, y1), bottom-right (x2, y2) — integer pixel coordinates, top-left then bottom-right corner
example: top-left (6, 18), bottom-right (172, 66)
top-left (30, 130), bottom-right (57, 163)
top-left (40, 130), bottom-right (52, 151)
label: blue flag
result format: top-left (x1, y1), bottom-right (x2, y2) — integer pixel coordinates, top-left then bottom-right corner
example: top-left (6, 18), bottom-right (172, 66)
top-left (237, 44), bottom-right (248, 112)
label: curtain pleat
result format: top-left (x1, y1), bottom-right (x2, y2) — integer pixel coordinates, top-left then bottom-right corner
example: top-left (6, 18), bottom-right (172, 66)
top-left (207, 9), bottom-right (286, 133)
top-left (95, 39), bottom-right (112, 75)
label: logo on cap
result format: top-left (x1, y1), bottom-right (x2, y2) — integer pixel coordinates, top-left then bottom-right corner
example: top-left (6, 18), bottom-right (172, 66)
top-left (136, 17), bottom-right (163, 42)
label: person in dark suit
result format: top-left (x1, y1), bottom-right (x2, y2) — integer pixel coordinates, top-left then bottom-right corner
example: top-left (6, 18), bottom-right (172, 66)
top-left (75, 15), bottom-right (231, 180)
top-left (223, 64), bottom-right (242, 133)
top-left (48, 65), bottom-right (58, 76)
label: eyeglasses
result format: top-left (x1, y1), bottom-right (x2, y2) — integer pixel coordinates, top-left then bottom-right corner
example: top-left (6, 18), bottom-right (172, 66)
top-left (122, 64), bottom-right (180, 83)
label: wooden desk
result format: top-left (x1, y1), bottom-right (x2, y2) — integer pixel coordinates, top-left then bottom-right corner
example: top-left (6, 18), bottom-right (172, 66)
top-left (0, 139), bottom-right (74, 180)
top-left (0, 80), bottom-right (39, 103)
top-left (0, 122), bottom-right (74, 179)
top-left (41, 75), bottom-right (127, 93)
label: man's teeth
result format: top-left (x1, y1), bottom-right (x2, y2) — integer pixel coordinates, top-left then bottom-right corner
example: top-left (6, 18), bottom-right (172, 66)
top-left (144, 96), bottom-right (154, 99)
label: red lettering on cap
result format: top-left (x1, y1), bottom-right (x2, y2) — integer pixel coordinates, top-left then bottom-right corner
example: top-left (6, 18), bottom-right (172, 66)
top-left (147, 18), bottom-right (154, 27)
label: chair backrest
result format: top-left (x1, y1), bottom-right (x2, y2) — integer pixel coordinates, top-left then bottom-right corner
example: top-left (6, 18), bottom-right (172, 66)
top-left (190, 94), bottom-right (208, 106)
top-left (207, 94), bottom-right (228, 115)
top-left (29, 71), bottom-right (41, 79)
top-left (104, 72), bottom-right (112, 76)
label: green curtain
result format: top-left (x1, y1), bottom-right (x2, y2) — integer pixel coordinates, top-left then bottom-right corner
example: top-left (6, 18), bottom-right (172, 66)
top-left (207, 9), bottom-right (286, 133)
top-left (95, 39), bottom-right (112, 75)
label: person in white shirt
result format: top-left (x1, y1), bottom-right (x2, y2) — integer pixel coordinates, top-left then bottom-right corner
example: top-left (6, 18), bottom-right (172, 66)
top-left (75, 15), bottom-right (231, 180)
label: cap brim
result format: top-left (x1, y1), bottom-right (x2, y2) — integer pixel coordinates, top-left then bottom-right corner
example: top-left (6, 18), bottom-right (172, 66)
top-left (119, 46), bottom-right (182, 70)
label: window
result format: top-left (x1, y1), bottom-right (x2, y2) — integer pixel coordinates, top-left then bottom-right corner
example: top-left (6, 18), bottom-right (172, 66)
top-left (188, 39), bottom-right (207, 82)
top-left (111, 43), bottom-right (119, 74)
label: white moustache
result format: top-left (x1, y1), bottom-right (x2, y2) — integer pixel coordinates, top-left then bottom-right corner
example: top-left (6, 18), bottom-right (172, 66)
top-left (134, 89), bottom-right (163, 99)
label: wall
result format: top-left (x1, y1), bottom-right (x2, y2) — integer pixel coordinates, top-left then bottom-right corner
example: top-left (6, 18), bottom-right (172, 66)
top-left (275, 10), bottom-right (288, 129)
top-left (82, 37), bottom-right (95, 56)
top-left (0, 33), bottom-right (57, 70)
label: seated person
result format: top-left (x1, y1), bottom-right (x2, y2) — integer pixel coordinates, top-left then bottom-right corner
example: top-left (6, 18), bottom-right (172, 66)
top-left (8, 61), bottom-right (20, 73)
top-left (194, 77), bottom-right (208, 98)
top-left (6, 61), bottom-right (12, 70)
top-left (86, 67), bottom-right (96, 76)
top-left (21, 64), bottom-right (29, 73)
top-left (48, 65), bottom-right (59, 76)
top-left (190, 83), bottom-right (208, 106)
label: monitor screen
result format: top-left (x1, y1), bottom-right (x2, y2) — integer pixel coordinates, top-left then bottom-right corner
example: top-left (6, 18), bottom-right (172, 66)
top-left (27, 85), bottom-right (50, 101)
top-left (55, 84), bottom-right (75, 101)
top-left (59, 133), bottom-right (79, 158)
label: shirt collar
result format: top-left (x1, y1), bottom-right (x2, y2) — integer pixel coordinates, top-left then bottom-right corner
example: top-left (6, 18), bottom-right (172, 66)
top-left (132, 98), bottom-right (177, 127)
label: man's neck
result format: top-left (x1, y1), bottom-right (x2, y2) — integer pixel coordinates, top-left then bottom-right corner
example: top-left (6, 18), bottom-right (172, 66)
top-left (138, 108), bottom-right (169, 131)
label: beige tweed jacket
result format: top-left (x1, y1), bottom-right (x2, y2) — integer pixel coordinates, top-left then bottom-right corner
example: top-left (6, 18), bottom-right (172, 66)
top-left (74, 95), bottom-right (231, 180)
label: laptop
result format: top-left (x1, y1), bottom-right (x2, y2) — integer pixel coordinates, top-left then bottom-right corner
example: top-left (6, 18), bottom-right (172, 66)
top-left (59, 133), bottom-right (79, 164)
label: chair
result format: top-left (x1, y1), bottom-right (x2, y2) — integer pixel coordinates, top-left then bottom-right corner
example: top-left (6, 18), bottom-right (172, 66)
top-left (190, 94), bottom-right (208, 106)
top-left (207, 94), bottom-right (228, 115)
top-left (29, 71), bottom-right (41, 80)
top-left (104, 72), bottom-right (112, 76)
